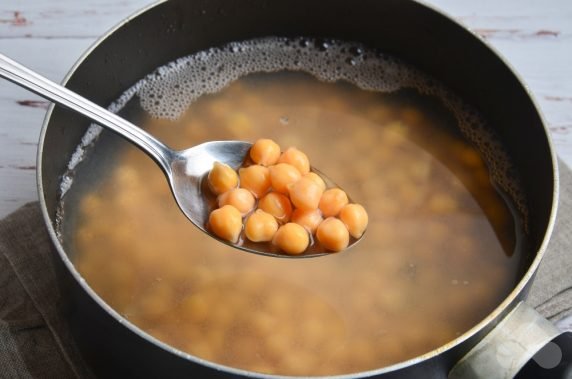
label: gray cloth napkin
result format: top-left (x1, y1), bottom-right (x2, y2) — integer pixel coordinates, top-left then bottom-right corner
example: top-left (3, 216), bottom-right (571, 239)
top-left (0, 162), bottom-right (571, 378)
top-left (0, 202), bottom-right (93, 378)
top-left (527, 159), bottom-right (572, 321)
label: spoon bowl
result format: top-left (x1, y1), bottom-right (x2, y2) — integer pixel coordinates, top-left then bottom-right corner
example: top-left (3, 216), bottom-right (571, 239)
top-left (169, 141), bottom-right (251, 238)
top-left (0, 53), bottom-right (360, 257)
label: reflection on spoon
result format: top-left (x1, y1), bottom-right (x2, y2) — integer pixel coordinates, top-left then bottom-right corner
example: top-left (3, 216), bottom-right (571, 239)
top-left (0, 53), bottom-right (366, 258)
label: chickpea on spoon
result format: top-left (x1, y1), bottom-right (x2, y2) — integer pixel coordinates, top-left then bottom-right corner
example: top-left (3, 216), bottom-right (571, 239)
top-left (207, 139), bottom-right (368, 257)
top-left (0, 54), bottom-right (366, 258)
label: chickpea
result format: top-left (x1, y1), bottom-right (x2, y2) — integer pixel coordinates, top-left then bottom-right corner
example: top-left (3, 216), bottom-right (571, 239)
top-left (269, 163), bottom-right (301, 194)
top-left (339, 203), bottom-right (369, 238)
top-left (137, 282), bottom-right (175, 320)
top-left (266, 331), bottom-right (292, 358)
top-left (288, 177), bottom-right (323, 210)
top-left (319, 188), bottom-right (349, 217)
top-left (458, 144), bottom-right (483, 168)
top-left (277, 147), bottom-right (310, 175)
top-left (304, 172), bottom-right (326, 192)
top-left (245, 209), bottom-right (279, 242)
top-left (239, 165), bottom-right (271, 198)
top-left (207, 162), bottom-right (238, 195)
top-left (250, 138), bottom-right (281, 166)
top-left (291, 208), bottom-right (323, 234)
top-left (250, 311), bottom-right (277, 335)
top-left (316, 217), bottom-right (349, 252)
top-left (180, 293), bottom-right (209, 323)
top-left (208, 205), bottom-right (243, 243)
top-left (427, 193), bottom-right (458, 213)
top-left (218, 188), bottom-right (256, 215)
top-left (258, 192), bottom-right (293, 223)
top-left (80, 193), bottom-right (103, 215)
top-left (273, 223), bottom-right (310, 255)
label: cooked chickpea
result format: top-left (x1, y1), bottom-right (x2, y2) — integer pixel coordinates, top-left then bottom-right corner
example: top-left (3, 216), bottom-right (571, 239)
top-left (207, 162), bottom-right (238, 195)
top-left (245, 209), bottom-right (279, 242)
top-left (288, 177), bottom-right (323, 210)
top-left (339, 203), bottom-right (369, 238)
top-left (137, 282), bottom-right (174, 320)
top-left (180, 293), bottom-right (209, 322)
top-left (291, 208), bottom-right (323, 234)
top-left (208, 205), bottom-right (243, 243)
top-left (427, 193), bottom-right (458, 213)
top-left (459, 144), bottom-right (483, 168)
top-left (277, 147), bottom-right (310, 174)
top-left (316, 217), bottom-right (349, 252)
top-left (304, 172), bottom-right (326, 192)
top-left (269, 163), bottom-right (301, 194)
top-left (205, 139), bottom-right (360, 256)
top-left (272, 223), bottom-right (310, 255)
top-left (319, 188), bottom-right (349, 217)
top-left (218, 188), bottom-right (256, 215)
top-left (250, 138), bottom-right (281, 166)
top-left (239, 165), bottom-right (271, 198)
top-left (258, 192), bottom-right (293, 223)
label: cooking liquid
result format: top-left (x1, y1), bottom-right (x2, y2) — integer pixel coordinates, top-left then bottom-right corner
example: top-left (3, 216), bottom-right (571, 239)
top-left (62, 38), bottom-right (526, 376)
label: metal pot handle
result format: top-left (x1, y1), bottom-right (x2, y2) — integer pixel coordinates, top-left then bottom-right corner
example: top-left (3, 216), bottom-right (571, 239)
top-left (449, 301), bottom-right (567, 378)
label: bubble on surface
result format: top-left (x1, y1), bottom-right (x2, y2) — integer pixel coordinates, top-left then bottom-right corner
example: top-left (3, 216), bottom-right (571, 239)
top-left (136, 38), bottom-right (415, 120)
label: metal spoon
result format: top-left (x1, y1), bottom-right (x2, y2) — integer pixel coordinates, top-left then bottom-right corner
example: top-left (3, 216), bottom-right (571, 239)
top-left (0, 53), bottom-right (361, 257)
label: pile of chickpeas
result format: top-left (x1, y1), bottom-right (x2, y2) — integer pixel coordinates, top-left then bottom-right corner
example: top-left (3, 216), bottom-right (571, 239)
top-left (207, 138), bottom-right (368, 254)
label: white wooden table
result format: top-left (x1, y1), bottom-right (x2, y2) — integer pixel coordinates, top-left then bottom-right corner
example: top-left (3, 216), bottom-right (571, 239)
top-left (1, 0), bottom-right (571, 333)
top-left (1, 0), bottom-right (571, 215)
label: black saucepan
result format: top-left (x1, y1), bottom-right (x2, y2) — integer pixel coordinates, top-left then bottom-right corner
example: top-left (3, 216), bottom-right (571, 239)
top-left (37, 0), bottom-right (564, 377)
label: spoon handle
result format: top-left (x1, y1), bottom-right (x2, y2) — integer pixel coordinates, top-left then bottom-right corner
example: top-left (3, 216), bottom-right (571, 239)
top-left (0, 53), bottom-right (173, 173)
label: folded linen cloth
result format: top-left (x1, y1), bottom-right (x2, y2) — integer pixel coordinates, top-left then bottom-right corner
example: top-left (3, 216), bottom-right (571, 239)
top-left (0, 202), bottom-right (93, 378)
top-left (0, 161), bottom-right (571, 378)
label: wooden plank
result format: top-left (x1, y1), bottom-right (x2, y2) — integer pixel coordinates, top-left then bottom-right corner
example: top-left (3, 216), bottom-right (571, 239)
top-left (0, 0), bottom-right (154, 38)
top-left (0, 0), bottom-right (154, 216)
top-left (429, 0), bottom-right (572, 33)
top-left (0, 37), bottom-right (101, 217)
top-left (429, 0), bottom-right (572, 165)
top-left (0, 0), bottom-right (571, 217)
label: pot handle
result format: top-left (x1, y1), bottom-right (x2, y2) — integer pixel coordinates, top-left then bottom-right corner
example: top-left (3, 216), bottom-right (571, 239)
top-left (449, 301), bottom-right (569, 379)
top-left (515, 331), bottom-right (572, 378)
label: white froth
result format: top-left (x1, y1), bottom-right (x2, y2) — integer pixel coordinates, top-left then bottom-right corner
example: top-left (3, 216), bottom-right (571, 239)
top-left (137, 38), bottom-right (408, 120)
top-left (55, 82), bottom-right (143, 238)
top-left (58, 37), bottom-right (527, 230)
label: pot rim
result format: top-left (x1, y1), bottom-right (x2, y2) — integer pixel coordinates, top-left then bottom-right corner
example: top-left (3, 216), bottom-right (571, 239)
top-left (36, 0), bottom-right (560, 377)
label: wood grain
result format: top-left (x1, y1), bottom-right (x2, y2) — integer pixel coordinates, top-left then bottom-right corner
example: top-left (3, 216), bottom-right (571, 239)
top-left (0, 0), bottom-right (154, 38)
top-left (431, 0), bottom-right (572, 164)
top-left (0, 0), bottom-right (152, 216)
top-left (0, 0), bottom-right (571, 214)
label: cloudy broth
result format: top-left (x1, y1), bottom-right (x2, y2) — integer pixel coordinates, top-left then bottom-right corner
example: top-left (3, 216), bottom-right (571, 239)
top-left (63, 38), bottom-right (526, 376)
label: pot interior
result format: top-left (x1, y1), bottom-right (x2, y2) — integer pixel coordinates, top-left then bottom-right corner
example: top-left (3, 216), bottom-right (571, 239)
top-left (39, 0), bottom-right (556, 377)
